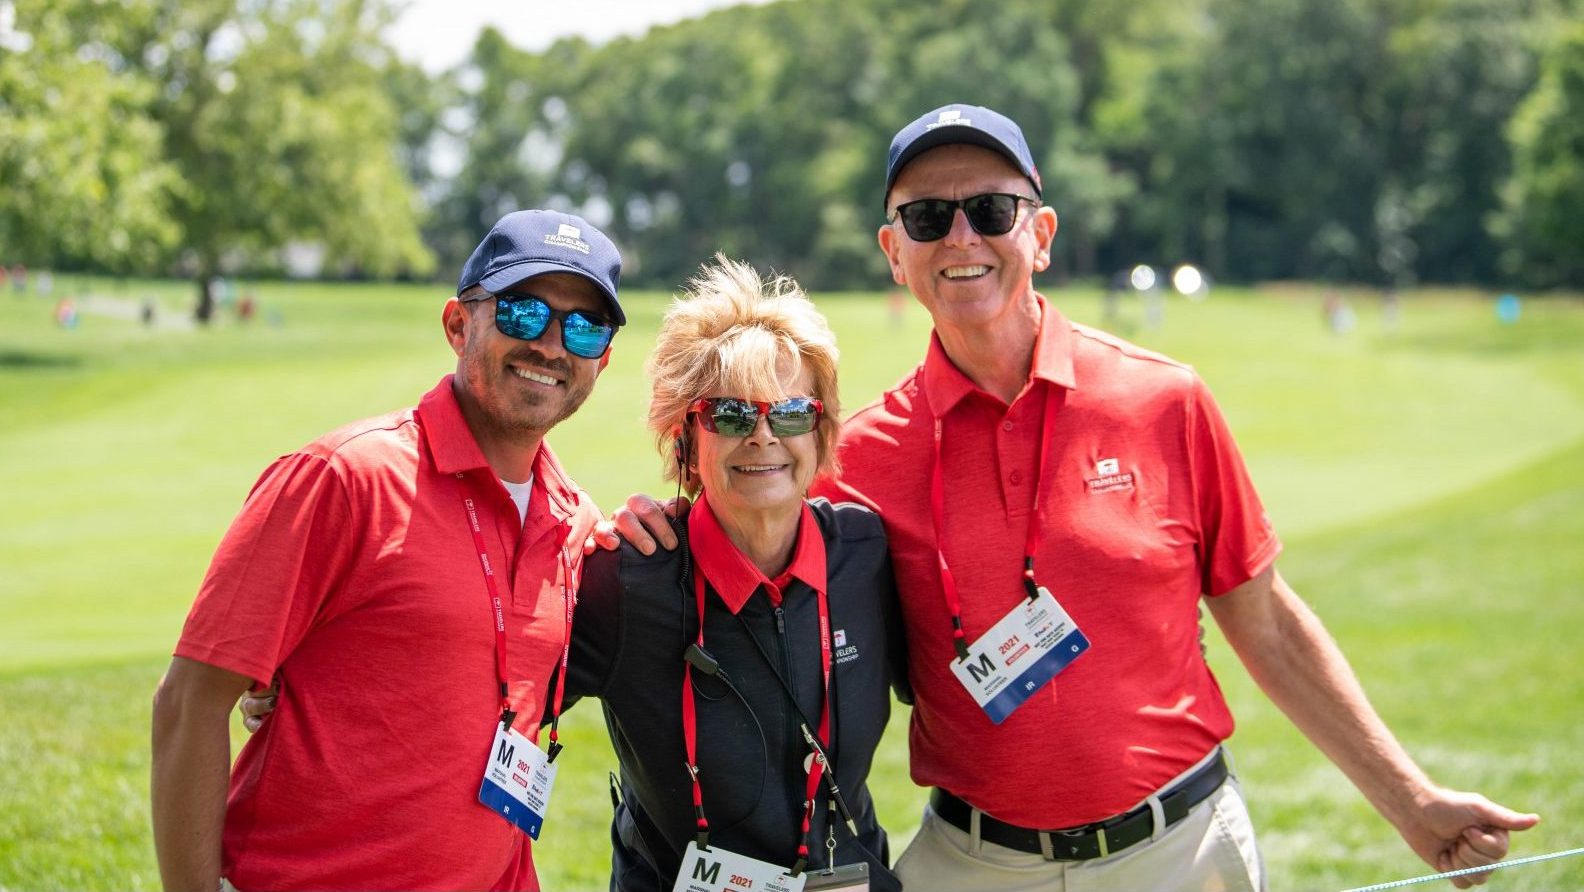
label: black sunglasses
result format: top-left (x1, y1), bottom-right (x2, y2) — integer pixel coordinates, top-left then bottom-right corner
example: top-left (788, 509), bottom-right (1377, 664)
top-left (467, 291), bottom-right (617, 359)
top-left (889, 192), bottom-right (1038, 242)
top-left (688, 396), bottom-right (824, 438)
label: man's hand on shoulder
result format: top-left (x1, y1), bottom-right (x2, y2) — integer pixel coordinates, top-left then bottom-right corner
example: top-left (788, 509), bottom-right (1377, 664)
top-left (238, 679), bottom-right (279, 734)
top-left (585, 494), bottom-right (690, 555)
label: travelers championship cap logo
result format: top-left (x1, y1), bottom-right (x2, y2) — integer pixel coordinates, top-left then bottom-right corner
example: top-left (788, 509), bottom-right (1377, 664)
top-left (925, 109), bottom-right (970, 131)
top-left (1097, 458), bottom-right (1119, 476)
top-left (543, 223), bottom-right (591, 255)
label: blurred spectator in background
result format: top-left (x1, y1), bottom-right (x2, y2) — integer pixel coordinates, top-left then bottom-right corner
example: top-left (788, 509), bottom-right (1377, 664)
top-left (54, 296), bottom-right (78, 329)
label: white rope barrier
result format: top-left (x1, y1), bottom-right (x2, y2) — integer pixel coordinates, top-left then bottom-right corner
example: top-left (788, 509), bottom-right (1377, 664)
top-left (1340, 846), bottom-right (1584, 892)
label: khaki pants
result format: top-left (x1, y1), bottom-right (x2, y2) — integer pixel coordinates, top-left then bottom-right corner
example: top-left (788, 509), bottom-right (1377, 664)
top-left (894, 777), bottom-right (1264, 892)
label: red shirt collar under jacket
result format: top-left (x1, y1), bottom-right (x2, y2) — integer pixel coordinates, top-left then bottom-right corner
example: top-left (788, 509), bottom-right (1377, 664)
top-left (689, 491), bottom-right (827, 611)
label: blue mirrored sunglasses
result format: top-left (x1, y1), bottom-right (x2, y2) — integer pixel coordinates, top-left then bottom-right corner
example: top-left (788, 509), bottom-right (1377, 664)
top-left (473, 291), bottom-right (617, 359)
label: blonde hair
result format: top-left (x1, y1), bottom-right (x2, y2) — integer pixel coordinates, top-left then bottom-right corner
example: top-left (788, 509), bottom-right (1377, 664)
top-left (647, 255), bottom-right (841, 496)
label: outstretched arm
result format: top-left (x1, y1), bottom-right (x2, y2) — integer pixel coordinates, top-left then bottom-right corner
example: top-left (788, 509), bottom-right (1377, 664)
top-left (151, 656), bottom-right (254, 892)
top-left (1206, 566), bottom-right (1539, 888)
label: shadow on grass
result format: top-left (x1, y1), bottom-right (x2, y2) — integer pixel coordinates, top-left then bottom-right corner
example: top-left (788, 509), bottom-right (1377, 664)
top-left (0, 350), bottom-right (82, 370)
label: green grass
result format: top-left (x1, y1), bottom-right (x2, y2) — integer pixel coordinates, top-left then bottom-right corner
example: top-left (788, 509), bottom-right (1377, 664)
top-left (1, 280), bottom-right (1581, 890)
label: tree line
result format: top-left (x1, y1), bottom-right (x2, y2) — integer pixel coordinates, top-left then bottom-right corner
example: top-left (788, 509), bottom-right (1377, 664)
top-left (2, 0), bottom-right (1580, 314)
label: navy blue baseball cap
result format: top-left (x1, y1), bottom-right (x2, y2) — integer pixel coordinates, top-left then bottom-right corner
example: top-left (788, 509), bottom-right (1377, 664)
top-left (884, 104), bottom-right (1042, 204)
top-left (457, 210), bottom-right (625, 326)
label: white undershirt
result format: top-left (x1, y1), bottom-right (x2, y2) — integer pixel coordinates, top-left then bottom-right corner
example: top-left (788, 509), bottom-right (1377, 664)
top-left (500, 475), bottom-right (535, 524)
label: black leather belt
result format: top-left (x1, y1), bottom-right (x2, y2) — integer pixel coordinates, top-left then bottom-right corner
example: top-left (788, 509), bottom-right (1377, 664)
top-left (929, 749), bottom-right (1229, 861)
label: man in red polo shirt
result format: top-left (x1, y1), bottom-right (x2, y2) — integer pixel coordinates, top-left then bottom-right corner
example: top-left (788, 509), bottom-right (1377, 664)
top-left (150, 210), bottom-right (620, 891)
top-left (844, 104), bottom-right (1540, 891)
top-left (616, 106), bottom-right (1538, 890)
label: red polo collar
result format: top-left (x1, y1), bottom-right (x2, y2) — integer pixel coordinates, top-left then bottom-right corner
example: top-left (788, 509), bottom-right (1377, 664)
top-left (920, 292), bottom-right (1078, 415)
top-left (688, 491), bottom-right (827, 612)
top-left (415, 374), bottom-right (585, 522)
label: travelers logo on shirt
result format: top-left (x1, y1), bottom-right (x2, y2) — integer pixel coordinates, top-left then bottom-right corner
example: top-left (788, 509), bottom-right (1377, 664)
top-left (834, 628), bottom-right (861, 665)
top-left (1086, 457), bottom-right (1135, 494)
top-left (543, 223), bottom-right (591, 255)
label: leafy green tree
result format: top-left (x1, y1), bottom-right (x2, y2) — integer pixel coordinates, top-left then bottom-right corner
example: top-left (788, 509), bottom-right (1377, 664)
top-left (0, 0), bottom-right (180, 272)
top-left (425, 26), bottom-right (567, 278)
top-left (1496, 21), bottom-right (1584, 287)
top-left (1137, 0), bottom-right (1397, 282)
top-left (1058, 0), bottom-right (1199, 279)
top-left (5, 0), bottom-right (434, 319)
top-left (130, 0), bottom-right (433, 319)
top-left (1377, 0), bottom-right (1566, 284)
top-left (440, 0), bottom-right (1100, 290)
top-left (174, 0), bottom-right (1565, 293)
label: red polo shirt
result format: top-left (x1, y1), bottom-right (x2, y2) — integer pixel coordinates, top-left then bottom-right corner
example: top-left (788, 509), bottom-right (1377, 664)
top-left (814, 296), bottom-right (1280, 828)
top-left (175, 375), bottom-right (599, 891)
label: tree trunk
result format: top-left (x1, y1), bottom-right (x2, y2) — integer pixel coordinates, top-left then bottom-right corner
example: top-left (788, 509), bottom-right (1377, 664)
top-left (194, 274), bottom-right (214, 325)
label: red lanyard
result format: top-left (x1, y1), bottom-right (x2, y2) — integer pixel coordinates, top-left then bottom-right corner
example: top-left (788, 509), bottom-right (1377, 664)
top-left (460, 479), bottom-right (575, 754)
top-left (546, 544), bottom-right (575, 757)
top-left (680, 565), bottom-right (832, 871)
top-left (926, 383), bottom-right (1059, 659)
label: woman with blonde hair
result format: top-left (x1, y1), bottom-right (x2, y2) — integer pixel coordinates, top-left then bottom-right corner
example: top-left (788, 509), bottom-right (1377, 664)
top-left (564, 256), bottom-right (907, 891)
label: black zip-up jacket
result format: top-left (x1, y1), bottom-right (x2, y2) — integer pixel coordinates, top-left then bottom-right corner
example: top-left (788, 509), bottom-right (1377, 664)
top-left (563, 499), bottom-right (909, 892)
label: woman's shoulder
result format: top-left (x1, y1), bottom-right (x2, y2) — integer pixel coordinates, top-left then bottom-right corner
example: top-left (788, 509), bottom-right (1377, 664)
top-left (806, 497), bottom-right (887, 545)
top-left (582, 527), bottom-right (685, 590)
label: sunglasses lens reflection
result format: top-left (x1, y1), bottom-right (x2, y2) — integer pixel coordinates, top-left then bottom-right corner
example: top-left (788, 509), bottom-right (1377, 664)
top-left (711, 399), bottom-right (762, 436)
top-left (497, 298), bottom-right (551, 340)
top-left (699, 397), bottom-right (822, 437)
top-left (766, 400), bottom-right (819, 435)
top-left (562, 312), bottom-right (615, 359)
top-left (706, 399), bottom-right (823, 437)
top-left (495, 296), bottom-right (614, 359)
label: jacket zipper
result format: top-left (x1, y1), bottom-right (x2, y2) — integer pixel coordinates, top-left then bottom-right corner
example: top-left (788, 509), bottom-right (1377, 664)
top-left (772, 603), bottom-right (808, 838)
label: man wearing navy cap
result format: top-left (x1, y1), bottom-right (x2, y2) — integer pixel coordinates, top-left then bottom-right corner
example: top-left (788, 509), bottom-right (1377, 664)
top-left (617, 104), bottom-right (1538, 890)
top-left (152, 210), bottom-right (622, 891)
top-left (828, 103), bottom-right (1539, 890)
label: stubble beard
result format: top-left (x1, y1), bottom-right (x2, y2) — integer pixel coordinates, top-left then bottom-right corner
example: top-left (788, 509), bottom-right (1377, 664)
top-left (472, 352), bottom-right (593, 446)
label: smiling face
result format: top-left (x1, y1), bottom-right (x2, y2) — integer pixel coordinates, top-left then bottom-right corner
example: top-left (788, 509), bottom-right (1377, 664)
top-left (444, 271), bottom-right (609, 450)
top-left (689, 365), bottom-right (820, 523)
top-left (879, 143), bottom-right (1058, 334)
